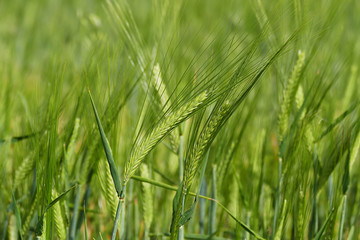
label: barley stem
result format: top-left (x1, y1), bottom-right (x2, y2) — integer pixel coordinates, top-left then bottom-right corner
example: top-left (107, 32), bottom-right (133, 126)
top-left (111, 185), bottom-right (126, 240)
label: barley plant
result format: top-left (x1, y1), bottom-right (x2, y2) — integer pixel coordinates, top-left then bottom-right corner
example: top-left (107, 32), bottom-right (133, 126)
top-left (1, 0), bottom-right (360, 239)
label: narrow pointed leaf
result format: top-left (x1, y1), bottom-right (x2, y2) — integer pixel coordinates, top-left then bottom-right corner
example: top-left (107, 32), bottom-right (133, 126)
top-left (315, 101), bottom-right (359, 142)
top-left (35, 185), bottom-right (77, 237)
top-left (88, 89), bottom-right (122, 196)
top-left (44, 184), bottom-right (77, 212)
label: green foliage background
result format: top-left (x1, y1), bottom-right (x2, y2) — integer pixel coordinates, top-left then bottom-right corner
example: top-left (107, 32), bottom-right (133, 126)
top-left (0, 0), bottom-right (359, 239)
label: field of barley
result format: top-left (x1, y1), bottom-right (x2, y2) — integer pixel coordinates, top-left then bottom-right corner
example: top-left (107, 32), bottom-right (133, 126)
top-left (1, 0), bottom-right (360, 239)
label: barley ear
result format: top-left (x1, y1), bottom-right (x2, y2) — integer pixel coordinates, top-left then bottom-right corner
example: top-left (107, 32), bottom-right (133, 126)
top-left (296, 189), bottom-right (305, 240)
top-left (52, 190), bottom-right (66, 240)
top-left (295, 85), bottom-right (314, 151)
top-left (140, 164), bottom-right (153, 239)
top-left (295, 85), bottom-right (305, 119)
top-left (22, 193), bottom-right (39, 236)
top-left (343, 65), bottom-right (358, 109)
top-left (152, 63), bottom-right (179, 152)
top-left (65, 118), bottom-right (80, 170)
top-left (97, 159), bottom-right (118, 218)
top-left (9, 215), bottom-right (17, 240)
top-left (350, 130), bottom-right (360, 170)
top-left (14, 156), bottom-right (34, 189)
top-left (184, 101), bottom-right (231, 190)
top-left (152, 63), bottom-right (170, 111)
top-left (278, 50), bottom-right (306, 141)
top-left (124, 91), bottom-right (208, 184)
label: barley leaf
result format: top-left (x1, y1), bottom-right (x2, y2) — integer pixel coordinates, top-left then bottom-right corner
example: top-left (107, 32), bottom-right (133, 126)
top-left (88, 88), bottom-right (122, 196)
top-left (315, 100), bottom-right (360, 142)
top-left (35, 185), bottom-right (77, 237)
top-left (44, 185), bottom-right (77, 213)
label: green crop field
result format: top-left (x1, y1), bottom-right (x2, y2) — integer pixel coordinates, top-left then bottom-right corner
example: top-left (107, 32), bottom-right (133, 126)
top-left (1, 0), bottom-right (359, 239)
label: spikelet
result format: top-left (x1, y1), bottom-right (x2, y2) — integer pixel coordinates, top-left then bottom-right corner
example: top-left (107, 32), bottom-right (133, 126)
top-left (304, 127), bottom-right (314, 152)
top-left (295, 85), bottom-right (305, 119)
top-left (350, 130), bottom-right (360, 170)
top-left (81, 136), bottom-right (99, 183)
top-left (184, 101), bottom-right (230, 190)
top-left (97, 159), bottom-right (118, 218)
top-left (9, 215), bottom-right (18, 240)
top-left (253, 129), bottom-right (266, 175)
top-left (274, 200), bottom-right (287, 240)
top-left (135, 63), bottom-right (180, 153)
top-left (52, 190), bottom-right (66, 240)
top-left (42, 216), bottom-right (47, 240)
top-left (169, 132), bottom-right (180, 153)
top-left (14, 156), bottom-right (34, 189)
top-left (140, 164), bottom-right (153, 238)
top-left (296, 189), bottom-right (305, 240)
top-left (124, 91), bottom-right (208, 184)
top-left (278, 51), bottom-right (306, 141)
top-left (217, 140), bottom-right (235, 189)
top-left (152, 63), bottom-right (169, 110)
top-left (343, 65), bottom-right (358, 109)
top-left (295, 84), bottom-right (314, 152)
top-left (65, 118), bottom-right (80, 171)
top-left (152, 63), bottom-right (179, 152)
top-left (22, 193), bottom-right (39, 236)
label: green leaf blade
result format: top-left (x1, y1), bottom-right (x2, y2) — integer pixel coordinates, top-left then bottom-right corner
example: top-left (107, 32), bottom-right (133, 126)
top-left (88, 89), bottom-right (122, 196)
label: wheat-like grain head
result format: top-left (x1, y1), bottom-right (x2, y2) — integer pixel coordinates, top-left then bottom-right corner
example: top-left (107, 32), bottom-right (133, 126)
top-left (97, 159), bottom-right (119, 218)
top-left (22, 193), bottom-right (39, 237)
top-left (140, 164), bottom-right (153, 237)
top-left (14, 155), bottom-right (34, 189)
top-left (278, 51), bottom-right (306, 141)
top-left (123, 91), bottom-right (208, 185)
top-left (183, 101), bottom-right (231, 191)
top-left (65, 118), bottom-right (80, 171)
top-left (52, 190), bottom-right (66, 240)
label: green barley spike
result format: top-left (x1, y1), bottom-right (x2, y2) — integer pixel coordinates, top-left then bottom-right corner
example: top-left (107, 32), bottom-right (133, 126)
top-left (9, 215), bottom-right (17, 240)
top-left (152, 63), bottom-right (180, 152)
top-left (152, 63), bottom-right (170, 111)
top-left (52, 190), bottom-right (66, 240)
top-left (22, 193), bottom-right (39, 236)
top-left (350, 130), bottom-right (360, 170)
top-left (295, 84), bottom-right (314, 152)
top-left (14, 156), bottom-right (34, 189)
top-left (296, 189), bottom-right (305, 240)
top-left (295, 85), bottom-right (305, 119)
top-left (80, 136), bottom-right (99, 183)
top-left (343, 65), bottom-right (358, 109)
top-left (65, 118), bottom-right (80, 170)
top-left (140, 164), bottom-right (153, 239)
top-left (279, 50), bottom-right (306, 141)
top-left (184, 101), bottom-right (230, 190)
top-left (217, 141), bottom-right (235, 190)
top-left (97, 159), bottom-right (118, 218)
top-left (124, 91), bottom-right (208, 185)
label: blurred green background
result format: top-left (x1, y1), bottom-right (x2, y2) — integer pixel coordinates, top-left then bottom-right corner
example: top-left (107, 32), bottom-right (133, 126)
top-left (1, 0), bottom-right (360, 239)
